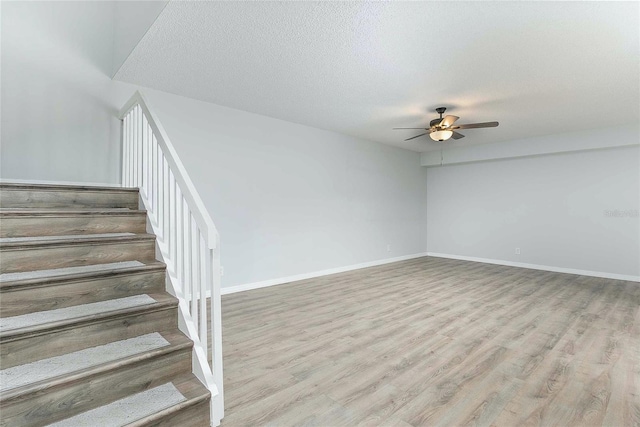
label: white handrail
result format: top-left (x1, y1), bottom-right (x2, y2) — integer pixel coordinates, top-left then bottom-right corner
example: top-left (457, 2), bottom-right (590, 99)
top-left (119, 92), bottom-right (218, 248)
top-left (119, 91), bottom-right (224, 426)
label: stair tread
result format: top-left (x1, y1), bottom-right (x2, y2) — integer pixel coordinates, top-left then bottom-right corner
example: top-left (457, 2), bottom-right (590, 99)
top-left (1, 332), bottom-right (170, 391)
top-left (0, 261), bottom-right (164, 287)
top-left (0, 331), bottom-right (192, 399)
top-left (47, 382), bottom-right (186, 427)
top-left (0, 233), bottom-right (156, 248)
top-left (0, 293), bottom-right (175, 334)
top-left (125, 374), bottom-right (211, 427)
top-left (0, 208), bottom-right (144, 215)
top-left (0, 182), bottom-right (138, 192)
top-left (1, 232), bottom-right (135, 244)
top-left (46, 373), bottom-right (208, 427)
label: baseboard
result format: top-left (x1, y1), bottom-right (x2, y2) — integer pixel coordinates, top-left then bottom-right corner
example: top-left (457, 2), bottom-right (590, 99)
top-left (221, 252), bottom-right (430, 295)
top-left (0, 178), bottom-right (123, 188)
top-left (426, 252), bottom-right (640, 282)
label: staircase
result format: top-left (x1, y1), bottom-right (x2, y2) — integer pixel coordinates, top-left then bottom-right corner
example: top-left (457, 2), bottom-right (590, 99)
top-left (0, 182), bottom-right (211, 426)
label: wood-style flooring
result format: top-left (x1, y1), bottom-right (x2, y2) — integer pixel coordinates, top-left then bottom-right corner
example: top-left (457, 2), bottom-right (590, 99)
top-left (220, 256), bottom-right (640, 426)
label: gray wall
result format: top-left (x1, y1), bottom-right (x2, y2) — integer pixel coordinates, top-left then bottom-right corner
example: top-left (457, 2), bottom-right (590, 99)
top-left (427, 144), bottom-right (640, 278)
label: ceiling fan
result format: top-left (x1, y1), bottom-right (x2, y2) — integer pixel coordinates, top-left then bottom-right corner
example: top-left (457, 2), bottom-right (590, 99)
top-left (393, 107), bottom-right (499, 142)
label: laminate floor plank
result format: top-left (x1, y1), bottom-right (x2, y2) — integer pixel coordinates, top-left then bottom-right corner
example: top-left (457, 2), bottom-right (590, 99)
top-left (220, 256), bottom-right (640, 426)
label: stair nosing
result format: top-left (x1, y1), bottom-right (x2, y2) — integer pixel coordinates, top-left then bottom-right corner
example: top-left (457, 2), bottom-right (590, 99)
top-left (124, 391), bottom-right (210, 427)
top-left (0, 263), bottom-right (166, 291)
top-left (0, 233), bottom-right (156, 249)
top-left (0, 337), bottom-right (192, 403)
top-left (0, 295), bottom-right (177, 342)
top-left (0, 209), bottom-right (147, 217)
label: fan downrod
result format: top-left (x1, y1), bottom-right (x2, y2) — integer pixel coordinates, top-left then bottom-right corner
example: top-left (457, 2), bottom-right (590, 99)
top-left (430, 107), bottom-right (447, 127)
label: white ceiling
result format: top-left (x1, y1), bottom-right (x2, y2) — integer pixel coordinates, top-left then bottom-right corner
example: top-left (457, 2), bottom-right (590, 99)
top-left (115, 1), bottom-right (639, 152)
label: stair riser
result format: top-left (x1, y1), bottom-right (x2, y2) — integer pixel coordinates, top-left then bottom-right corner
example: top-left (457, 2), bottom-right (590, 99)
top-left (0, 188), bottom-right (139, 209)
top-left (0, 214), bottom-right (147, 238)
top-left (0, 346), bottom-right (192, 427)
top-left (1, 307), bottom-right (177, 368)
top-left (0, 240), bottom-right (156, 274)
top-left (138, 399), bottom-right (211, 427)
top-left (1, 270), bottom-right (166, 317)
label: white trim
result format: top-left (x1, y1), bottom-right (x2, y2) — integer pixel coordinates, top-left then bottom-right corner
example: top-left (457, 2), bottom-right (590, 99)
top-left (0, 179), bottom-right (123, 188)
top-left (426, 252), bottom-right (640, 282)
top-left (221, 252), bottom-right (430, 295)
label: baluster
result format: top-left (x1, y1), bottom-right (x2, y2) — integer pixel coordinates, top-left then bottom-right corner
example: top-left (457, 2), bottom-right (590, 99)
top-left (122, 116), bottom-right (128, 186)
top-left (164, 158), bottom-right (170, 254)
top-left (198, 231), bottom-right (207, 355)
top-left (147, 122), bottom-right (152, 202)
top-left (171, 174), bottom-right (184, 284)
top-left (184, 207), bottom-right (190, 303)
top-left (210, 244), bottom-right (224, 416)
top-left (141, 114), bottom-right (146, 192)
top-left (183, 201), bottom-right (191, 307)
top-left (154, 148), bottom-right (160, 236)
top-left (131, 108), bottom-right (136, 187)
top-left (135, 108), bottom-right (139, 186)
top-left (152, 135), bottom-right (158, 221)
top-left (129, 111), bottom-right (134, 187)
top-left (190, 215), bottom-right (198, 333)
top-left (125, 113), bottom-right (130, 187)
top-left (176, 185), bottom-right (183, 295)
top-left (140, 115), bottom-right (147, 192)
top-left (206, 247), bottom-right (213, 364)
top-left (133, 107), bottom-right (138, 187)
top-left (138, 106), bottom-right (143, 187)
top-left (128, 113), bottom-right (133, 187)
top-left (133, 106), bottom-right (137, 187)
top-left (143, 116), bottom-right (149, 195)
top-left (209, 243), bottom-right (224, 417)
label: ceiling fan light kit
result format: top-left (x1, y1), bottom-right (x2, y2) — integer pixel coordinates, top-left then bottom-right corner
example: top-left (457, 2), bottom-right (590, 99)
top-left (393, 107), bottom-right (499, 143)
top-left (430, 130), bottom-right (453, 142)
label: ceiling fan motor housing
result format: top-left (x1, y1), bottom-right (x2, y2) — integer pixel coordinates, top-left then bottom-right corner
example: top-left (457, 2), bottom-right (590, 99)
top-left (429, 118), bottom-right (442, 127)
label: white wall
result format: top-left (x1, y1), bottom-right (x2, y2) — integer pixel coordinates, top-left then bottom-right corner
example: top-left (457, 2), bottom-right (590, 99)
top-left (1, 1), bottom-right (125, 184)
top-left (1, 1), bottom-right (428, 289)
top-left (0, 1), bottom-right (161, 184)
top-left (426, 142), bottom-right (640, 279)
top-left (142, 91), bottom-right (428, 288)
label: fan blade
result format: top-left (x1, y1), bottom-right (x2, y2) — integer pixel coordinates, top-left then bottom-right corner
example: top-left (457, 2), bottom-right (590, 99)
top-left (451, 131), bottom-right (465, 140)
top-left (393, 127), bottom-right (428, 130)
top-left (440, 115), bottom-right (459, 127)
top-left (454, 121), bottom-right (499, 130)
top-left (404, 133), bottom-right (428, 141)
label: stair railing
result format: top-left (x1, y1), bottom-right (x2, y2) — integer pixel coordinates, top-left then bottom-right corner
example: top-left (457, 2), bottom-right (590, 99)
top-left (119, 91), bottom-right (223, 426)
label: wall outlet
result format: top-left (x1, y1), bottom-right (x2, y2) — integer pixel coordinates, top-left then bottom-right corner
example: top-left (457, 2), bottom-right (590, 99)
top-left (386, 244), bottom-right (391, 252)
top-left (515, 248), bottom-right (520, 255)
top-left (220, 266), bottom-right (225, 276)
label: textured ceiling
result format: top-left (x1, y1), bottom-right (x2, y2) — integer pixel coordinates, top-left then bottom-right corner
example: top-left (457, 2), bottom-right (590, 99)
top-left (115, 1), bottom-right (639, 152)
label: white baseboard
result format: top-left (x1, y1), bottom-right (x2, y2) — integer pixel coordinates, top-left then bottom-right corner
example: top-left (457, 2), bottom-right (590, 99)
top-left (427, 252), bottom-right (640, 282)
top-left (0, 178), bottom-right (123, 188)
top-left (221, 252), bottom-right (430, 295)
